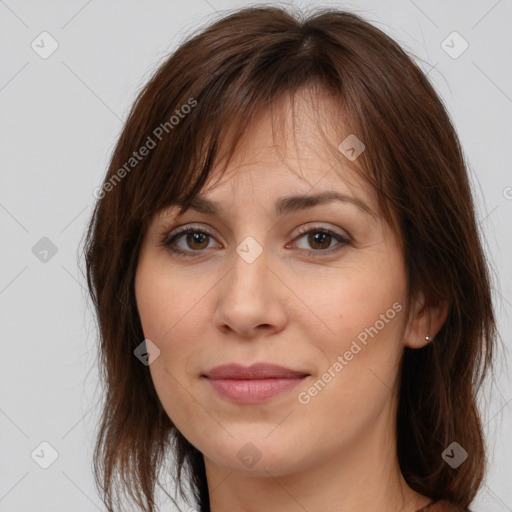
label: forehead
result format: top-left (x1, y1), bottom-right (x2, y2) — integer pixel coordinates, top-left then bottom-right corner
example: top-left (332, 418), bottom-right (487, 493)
top-left (216, 86), bottom-right (358, 172)
top-left (156, 87), bottom-right (379, 223)
top-left (202, 90), bottom-right (374, 206)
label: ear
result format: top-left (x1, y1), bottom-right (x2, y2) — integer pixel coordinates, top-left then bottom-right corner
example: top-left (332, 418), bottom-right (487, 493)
top-left (404, 292), bottom-right (449, 349)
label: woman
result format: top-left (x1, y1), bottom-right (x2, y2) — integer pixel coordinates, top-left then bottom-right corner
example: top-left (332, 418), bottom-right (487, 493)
top-left (83, 5), bottom-right (497, 512)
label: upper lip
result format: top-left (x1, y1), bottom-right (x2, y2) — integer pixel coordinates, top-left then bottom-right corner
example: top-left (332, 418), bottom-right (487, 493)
top-left (203, 363), bottom-right (310, 380)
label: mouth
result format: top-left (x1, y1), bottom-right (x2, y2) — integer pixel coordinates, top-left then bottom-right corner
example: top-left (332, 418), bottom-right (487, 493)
top-left (202, 362), bottom-right (310, 404)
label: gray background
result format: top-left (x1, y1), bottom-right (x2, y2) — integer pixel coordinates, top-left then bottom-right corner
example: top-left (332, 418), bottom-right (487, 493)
top-left (1, 0), bottom-right (511, 510)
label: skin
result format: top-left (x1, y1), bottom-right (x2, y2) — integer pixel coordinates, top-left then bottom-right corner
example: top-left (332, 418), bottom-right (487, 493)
top-left (135, 89), bottom-right (447, 512)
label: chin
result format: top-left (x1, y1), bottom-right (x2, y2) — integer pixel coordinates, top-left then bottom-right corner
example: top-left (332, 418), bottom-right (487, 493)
top-left (201, 433), bottom-right (311, 477)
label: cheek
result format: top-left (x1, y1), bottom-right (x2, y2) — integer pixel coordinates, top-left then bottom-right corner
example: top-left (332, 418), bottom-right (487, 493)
top-left (304, 253), bottom-right (407, 355)
top-left (135, 256), bottom-right (208, 342)
top-left (135, 258), bottom-right (214, 427)
top-left (295, 285), bottom-right (405, 440)
top-left (297, 249), bottom-right (407, 411)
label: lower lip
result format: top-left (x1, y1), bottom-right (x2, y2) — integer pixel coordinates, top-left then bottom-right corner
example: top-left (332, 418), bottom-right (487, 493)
top-left (205, 377), bottom-right (308, 403)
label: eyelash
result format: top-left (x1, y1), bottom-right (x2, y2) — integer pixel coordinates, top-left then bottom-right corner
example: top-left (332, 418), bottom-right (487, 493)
top-left (158, 224), bottom-right (351, 259)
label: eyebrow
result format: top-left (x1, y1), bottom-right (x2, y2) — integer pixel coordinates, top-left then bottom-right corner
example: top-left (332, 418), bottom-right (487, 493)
top-left (174, 191), bottom-right (376, 219)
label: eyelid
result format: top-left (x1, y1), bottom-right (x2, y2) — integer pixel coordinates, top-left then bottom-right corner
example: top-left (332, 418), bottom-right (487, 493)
top-left (159, 221), bottom-right (215, 238)
top-left (293, 223), bottom-right (351, 241)
top-left (159, 223), bottom-right (218, 246)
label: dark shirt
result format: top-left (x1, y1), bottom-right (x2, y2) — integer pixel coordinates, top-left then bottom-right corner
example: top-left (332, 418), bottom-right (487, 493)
top-left (416, 499), bottom-right (471, 511)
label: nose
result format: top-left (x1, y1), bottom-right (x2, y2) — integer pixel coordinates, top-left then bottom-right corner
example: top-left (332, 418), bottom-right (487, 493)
top-left (212, 241), bottom-right (289, 339)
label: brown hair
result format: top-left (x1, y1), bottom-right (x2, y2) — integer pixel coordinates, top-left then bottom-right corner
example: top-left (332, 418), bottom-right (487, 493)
top-left (82, 5), bottom-right (497, 512)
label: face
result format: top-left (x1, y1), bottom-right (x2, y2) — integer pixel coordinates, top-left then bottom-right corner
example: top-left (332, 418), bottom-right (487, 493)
top-left (135, 92), bottom-right (414, 479)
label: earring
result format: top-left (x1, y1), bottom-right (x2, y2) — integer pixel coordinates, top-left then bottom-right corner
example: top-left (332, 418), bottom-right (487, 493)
top-left (425, 334), bottom-right (432, 342)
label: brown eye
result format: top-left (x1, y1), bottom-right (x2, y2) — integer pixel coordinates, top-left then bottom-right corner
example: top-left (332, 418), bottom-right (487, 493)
top-left (291, 226), bottom-right (351, 257)
top-left (184, 232), bottom-right (210, 250)
top-left (160, 224), bottom-right (351, 259)
top-left (306, 231), bottom-right (332, 250)
top-left (160, 227), bottom-right (220, 257)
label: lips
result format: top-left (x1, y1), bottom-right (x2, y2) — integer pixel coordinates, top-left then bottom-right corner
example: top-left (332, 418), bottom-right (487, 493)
top-left (202, 362), bottom-right (310, 380)
top-left (202, 363), bottom-right (310, 403)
